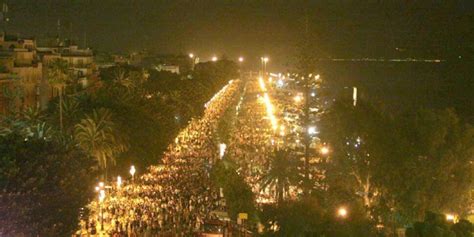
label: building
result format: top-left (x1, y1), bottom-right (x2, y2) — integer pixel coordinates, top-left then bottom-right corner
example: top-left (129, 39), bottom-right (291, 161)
top-left (0, 32), bottom-right (43, 113)
top-left (135, 54), bottom-right (194, 75)
top-left (0, 32), bottom-right (96, 114)
top-left (154, 64), bottom-right (180, 74)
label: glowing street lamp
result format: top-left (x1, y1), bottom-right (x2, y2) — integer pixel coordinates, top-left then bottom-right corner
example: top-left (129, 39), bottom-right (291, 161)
top-left (308, 126), bottom-right (318, 135)
top-left (130, 165), bottom-right (136, 182)
top-left (320, 146), bottom-right (329, 155)
top-left (337, 207), bottom-right (348, 218)
top-left (238, 56), bottom-right (244, 62)
top-left (189, 53), bottom-right (194, 58)
top-left (261, 56), bottom-right (269, 76)
top-left (117, 176), bottom-right (122, 188)
top-left (98, 189), bottom-right (106, 231)
top-left (294, 95), bottom-right (302, 103)
top-left (212, 56), bottom-right (218, 62)
top-left (99, 190), bottom-right (106, 202)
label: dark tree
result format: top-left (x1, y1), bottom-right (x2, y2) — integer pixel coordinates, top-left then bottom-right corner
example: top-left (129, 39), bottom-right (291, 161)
top-left (0, 134), bottom-right (96, 236)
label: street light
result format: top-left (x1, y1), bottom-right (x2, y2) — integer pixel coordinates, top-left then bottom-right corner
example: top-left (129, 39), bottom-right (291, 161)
top-left (261, 56), bottom-right (269, 77)
top-left (320, 146), bottom-right (329, 155)
top-left (99, 189), bottom-right (106, 231)
top-left (212, 56), bottom-right (218, 62)
top-left (294, 95), bottom-right (302, 103)
top-left (130, 165), bottom-right (136, 182)
top-left (337, 207), bottom-right (348, 218)
top-left (99, 189), bottom-right (105, 202)
top-left (308, 126), bottom-right (318, 135)
top-left (117, 176), bottom-right (122, 188)
top-left (238, 56), bottom-right (244, 62)
top-left (189, 53), bottom-right (194, 58)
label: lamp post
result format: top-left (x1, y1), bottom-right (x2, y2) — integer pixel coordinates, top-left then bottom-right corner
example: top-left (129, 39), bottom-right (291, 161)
top-left (238, 56), bottom-right (244, 79)
top-left (261, 57), bottom-right (269, 77)
top-left (95, 183), bottom-right (106, 232)
top-left (130, 165), bottom-right (136, 183)
top-left (117, 176), bottom-right (122, 188)
top-left (189, 53), bottom-right (196, 70)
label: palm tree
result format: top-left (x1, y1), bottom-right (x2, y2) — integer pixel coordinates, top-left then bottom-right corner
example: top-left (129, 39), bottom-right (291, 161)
top-left (1, 82), bottom-right (24, 113)
top-left (60, 97), bottom-right (82, 133)
top-left (113, 68), bottom-right (135, 90)
top-left (260, 149), bottom-right (299, 204)
top-left (74, 108), bottom-right (127, 180)
top-left (47, 59), bottom-right (71, 132)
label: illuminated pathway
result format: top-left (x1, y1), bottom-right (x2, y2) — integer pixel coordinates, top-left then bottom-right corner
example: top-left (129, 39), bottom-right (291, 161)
top-left (226, 76), bottom-right (289, 204)
top-left (79, 80), bottom-right (243, 236)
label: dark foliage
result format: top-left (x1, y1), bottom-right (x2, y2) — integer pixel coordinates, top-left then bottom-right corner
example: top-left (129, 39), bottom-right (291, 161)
top-left (405, 211), bottom-right (472, 237)
top-left (0, 133), bottom-right (96, 236)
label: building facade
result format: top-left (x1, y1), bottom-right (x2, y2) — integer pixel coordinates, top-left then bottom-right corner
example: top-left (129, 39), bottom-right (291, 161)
top-left (0, 32), bottom-right (96, 114)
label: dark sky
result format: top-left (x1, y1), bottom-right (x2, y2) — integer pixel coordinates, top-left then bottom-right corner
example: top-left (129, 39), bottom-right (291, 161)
top-left (3, 0), bottom-right (473, 68)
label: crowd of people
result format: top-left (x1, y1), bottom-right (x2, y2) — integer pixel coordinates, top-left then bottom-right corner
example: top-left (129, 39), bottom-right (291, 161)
top-left (226, 79), bottom-right (281, 203)
top-left (77, 80), bottom-right (242, 236)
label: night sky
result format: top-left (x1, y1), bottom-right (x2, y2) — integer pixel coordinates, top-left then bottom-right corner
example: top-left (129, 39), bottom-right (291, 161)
top-left (3, 0), bottom-right (473, 68)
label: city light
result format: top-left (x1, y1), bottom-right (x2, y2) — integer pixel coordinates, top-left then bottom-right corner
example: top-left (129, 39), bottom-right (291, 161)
top-left (294, 95), bottom-right (302, 103)
top-left (277, 79), bottom-right (284, 87)
top-left (99, 190), bottom-right (106, 202)
top-left (259, 77), bottom-right (266, 91)
top-left (2, 4), bottom-right (464, 236)
top-left (308, 126), bottom-right (318, 135)
top-left (258, 77), bottom-right (278, 130)
top-left (279, 125), bottom-right (285, 136)
top-left (117, 176), bottom-right (122, 188)
top-left (263, 93), bottom-right (278, 130)
top-left (353, 87), bottom-right (358, 107)
top-left (320, 146), bottom-right (329, 155)
top-left (219, 143), bottom-right (227, 159)
top-left (337, 207), bottom-right (348, 218)
top-left (446, 214), bottom-right (456, 222)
